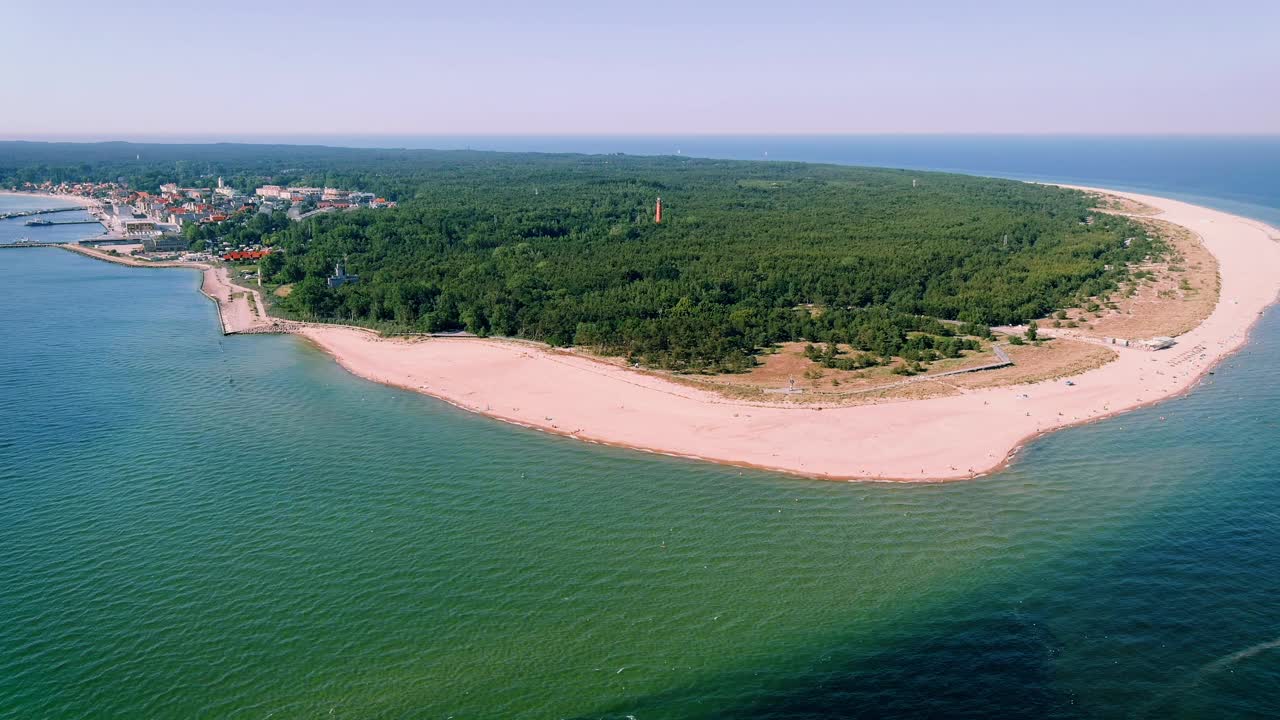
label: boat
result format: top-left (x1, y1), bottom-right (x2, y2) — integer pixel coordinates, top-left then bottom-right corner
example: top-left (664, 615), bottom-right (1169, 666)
top-left (15, 237), bottom-right (38, 245)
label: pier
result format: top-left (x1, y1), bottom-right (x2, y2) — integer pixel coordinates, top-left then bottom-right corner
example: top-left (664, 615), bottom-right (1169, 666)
top-left (25, 219), bottom-right (101, 226)
top-left (0, 206), bottom-right (90, 221)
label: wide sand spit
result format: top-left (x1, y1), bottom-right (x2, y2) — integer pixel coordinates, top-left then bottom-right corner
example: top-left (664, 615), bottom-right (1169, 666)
top-left (65, 186), bottom-right (1280, 482)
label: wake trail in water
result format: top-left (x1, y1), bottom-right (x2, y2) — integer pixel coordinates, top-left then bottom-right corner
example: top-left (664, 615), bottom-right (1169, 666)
top-left (1199, 635), bottom-right (1280, 676)
top-left (1140, 634), bottom-right (1280, 717)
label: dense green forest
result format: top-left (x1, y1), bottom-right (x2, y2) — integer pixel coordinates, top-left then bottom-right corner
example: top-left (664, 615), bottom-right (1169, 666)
top-left (1, 141), bottom-right (491, 200)
top-left (2, 142), bottom-right (1159, 371)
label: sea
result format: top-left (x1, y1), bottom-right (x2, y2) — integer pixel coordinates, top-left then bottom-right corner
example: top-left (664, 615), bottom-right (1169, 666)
top-left (1, 137), bottom-right (1278, 719)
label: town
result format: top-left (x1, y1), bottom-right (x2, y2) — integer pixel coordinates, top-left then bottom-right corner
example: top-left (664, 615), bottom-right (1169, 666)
top-left (11, 178), bottom-right (396, 256)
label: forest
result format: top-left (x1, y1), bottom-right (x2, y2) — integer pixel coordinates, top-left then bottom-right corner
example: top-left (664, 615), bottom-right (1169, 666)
top-left (2, 142), bottom-right (1160, 371)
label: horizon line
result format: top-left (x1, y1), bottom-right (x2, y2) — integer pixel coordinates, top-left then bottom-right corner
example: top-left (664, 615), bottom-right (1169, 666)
top-left (3, 132), bottom-right (1280, 142)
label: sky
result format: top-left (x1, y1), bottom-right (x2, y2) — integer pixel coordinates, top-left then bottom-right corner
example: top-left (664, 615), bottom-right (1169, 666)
top-left (5, 0), bottom-right (1278, 137)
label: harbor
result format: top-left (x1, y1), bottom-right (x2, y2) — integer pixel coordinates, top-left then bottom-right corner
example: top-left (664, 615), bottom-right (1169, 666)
top-left (0, 194), bottom-right (112, 249)
top-left (0, 205), bottom-right (91, 221)
top-left (0, 194), bottom-right (117, 247)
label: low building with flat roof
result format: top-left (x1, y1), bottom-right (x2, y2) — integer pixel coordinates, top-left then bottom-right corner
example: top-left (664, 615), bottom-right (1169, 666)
top-left (123, 220), bottom-right (159, 237)
top-left (145, 235), bottom-right (188, 252)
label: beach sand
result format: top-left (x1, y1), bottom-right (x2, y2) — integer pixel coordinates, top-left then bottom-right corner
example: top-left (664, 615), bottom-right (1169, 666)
top-left (0, 190), bottom-right (102, 210)
top-left (65, 187), bottom-right (1280, 481)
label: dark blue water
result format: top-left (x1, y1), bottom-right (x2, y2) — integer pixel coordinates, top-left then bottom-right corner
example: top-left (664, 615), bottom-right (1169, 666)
top-left (2, 138), bottom-right (1278, 718)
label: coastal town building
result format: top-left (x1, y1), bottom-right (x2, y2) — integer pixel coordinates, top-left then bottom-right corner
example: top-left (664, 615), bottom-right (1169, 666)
top-left (223, 250), bottom-right (272, 262)
top-left (288, 187), bottom-right (324, 203)
top-left (253, 185), bottom-right (393, 214)
top-left (16, 180), bottom-right (121, 201)
top-left (14, 178), bottom-right (395, 255)
top-left (214, 178), bottom-right (238, 199)
top-left (145, 235), bottom-right (189, 252)
top-left (169, 211), bottom-right (199, 227)
top-left (327, 262), bottom-right (359, 288)
top-left (123, 220), bottom-right (159, 237)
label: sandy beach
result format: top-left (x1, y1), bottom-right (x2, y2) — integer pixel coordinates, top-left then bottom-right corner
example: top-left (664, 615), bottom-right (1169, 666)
top-left (0, 190), bottom-right (102, 210)
top-left (63, 186), bottom-right (1280, 481)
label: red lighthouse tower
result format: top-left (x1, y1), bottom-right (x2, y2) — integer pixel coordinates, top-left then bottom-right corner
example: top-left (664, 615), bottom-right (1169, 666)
top-left (655, 197), bottom-right (663, 224)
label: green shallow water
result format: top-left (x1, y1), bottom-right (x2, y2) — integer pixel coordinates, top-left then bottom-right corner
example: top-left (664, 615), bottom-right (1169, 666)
top-left (3, 240), bottom-right (1280, 716)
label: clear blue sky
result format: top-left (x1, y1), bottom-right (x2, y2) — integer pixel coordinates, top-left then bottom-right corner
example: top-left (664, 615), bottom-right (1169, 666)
top-left (7, 0), bottom-right (1277, 136)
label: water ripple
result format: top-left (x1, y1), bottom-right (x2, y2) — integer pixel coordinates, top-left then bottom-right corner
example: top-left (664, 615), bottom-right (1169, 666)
top-left (2, 244), bottom-right (1280, 718)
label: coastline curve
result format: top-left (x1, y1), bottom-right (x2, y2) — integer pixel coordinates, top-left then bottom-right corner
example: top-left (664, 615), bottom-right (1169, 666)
top-left (58, 185), bottom-right (1280, 482)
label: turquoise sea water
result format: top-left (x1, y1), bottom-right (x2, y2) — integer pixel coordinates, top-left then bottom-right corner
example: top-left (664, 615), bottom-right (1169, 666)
top-left (2, 140), bottom-right (1279, 718)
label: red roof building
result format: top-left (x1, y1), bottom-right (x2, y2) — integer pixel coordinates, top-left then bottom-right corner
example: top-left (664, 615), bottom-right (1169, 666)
top-left (222, 250), bottom-right (272, 262)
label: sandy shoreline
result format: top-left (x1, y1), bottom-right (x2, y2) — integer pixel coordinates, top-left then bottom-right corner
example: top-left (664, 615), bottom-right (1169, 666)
top-left (57, 186), bottom-right (1280, 482)
top-left (0, 190), bottom-right (102, 210)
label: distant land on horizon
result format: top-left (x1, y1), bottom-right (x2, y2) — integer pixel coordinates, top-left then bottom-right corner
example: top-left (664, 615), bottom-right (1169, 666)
top-left (0, 140), bottom-right (1159, 372)
top-left (5, 135), bottom-right (1280, 214)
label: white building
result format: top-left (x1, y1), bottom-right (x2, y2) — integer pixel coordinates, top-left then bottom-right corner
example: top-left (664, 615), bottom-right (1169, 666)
top-left (123, 220), bottom-right (160, 237)
top-left (289, 187), bottom-right (324, 200)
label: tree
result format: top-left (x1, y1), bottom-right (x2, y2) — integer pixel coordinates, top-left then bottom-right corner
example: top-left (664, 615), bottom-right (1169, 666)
top-left (259, 251), bottom-right (285, 282)
top-left (289, 277), bottom-right (336, 318)
top-left (0, 142), bottom-right (1157, 372)
top-left (1025, 320), bottom-right (1039, 342)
